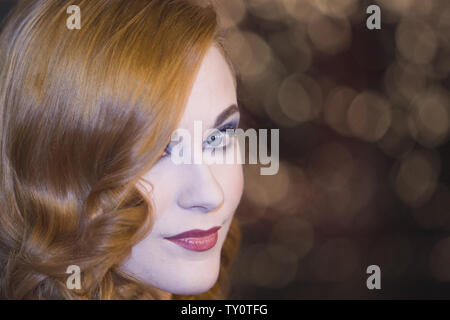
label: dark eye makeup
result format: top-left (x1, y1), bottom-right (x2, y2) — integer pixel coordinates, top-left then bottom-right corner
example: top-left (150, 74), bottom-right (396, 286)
top-left (159, 118), bottom-right (240, 160)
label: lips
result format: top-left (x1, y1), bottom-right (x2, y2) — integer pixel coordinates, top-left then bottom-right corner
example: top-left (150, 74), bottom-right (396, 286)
top-left (164, 226), bottom-right (221, 252)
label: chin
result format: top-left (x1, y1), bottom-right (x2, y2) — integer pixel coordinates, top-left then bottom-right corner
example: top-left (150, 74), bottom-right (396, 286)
top-left (160, 265), bottom-right (220, 296)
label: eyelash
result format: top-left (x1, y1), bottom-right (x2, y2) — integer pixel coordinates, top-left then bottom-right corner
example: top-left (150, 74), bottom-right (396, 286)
top-left (159, 121), bottom-right (238, 159)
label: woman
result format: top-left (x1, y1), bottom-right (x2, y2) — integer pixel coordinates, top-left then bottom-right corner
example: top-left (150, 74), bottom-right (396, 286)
top-left (0, 0), bottom-right (243, 299)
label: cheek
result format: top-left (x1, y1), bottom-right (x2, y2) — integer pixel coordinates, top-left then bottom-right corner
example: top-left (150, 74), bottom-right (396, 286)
top-left (213, 162), bottom-right (244, 208)
top-left (136, 165), bottom-right (179, 220)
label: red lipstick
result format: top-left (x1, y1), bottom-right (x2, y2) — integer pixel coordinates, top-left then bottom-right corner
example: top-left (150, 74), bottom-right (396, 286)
top-left (164, 226), bottom-right (221, 252)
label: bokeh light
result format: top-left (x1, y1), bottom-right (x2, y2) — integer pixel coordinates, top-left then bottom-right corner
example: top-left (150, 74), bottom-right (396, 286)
top-left (347, 91), bottom-right (392, 142)
top-left (392, 149), bottom-right (440, 207)
top-left (307, 15), bottom-right (352, 55)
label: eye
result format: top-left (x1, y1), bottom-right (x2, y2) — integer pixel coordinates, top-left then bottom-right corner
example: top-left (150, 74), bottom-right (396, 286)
top-left (205, 129), bottom-right (227, 148)
top-left (159, 143), bottom-right (172, 160)
top-left (203, 123), bottom-right (237, 150)
top-left (160, 149), bottom-right (169, 158)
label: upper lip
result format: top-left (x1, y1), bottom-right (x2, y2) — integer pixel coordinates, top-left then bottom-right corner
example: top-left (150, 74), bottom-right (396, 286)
top-left (164, 226), bottom-right (221, 240)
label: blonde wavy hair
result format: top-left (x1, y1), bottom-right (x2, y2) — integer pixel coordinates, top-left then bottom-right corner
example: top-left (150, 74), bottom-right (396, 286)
top-left (0, 0), bottom-right (241, 299)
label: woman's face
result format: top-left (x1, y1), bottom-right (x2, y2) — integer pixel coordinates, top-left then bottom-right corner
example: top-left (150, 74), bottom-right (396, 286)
top-left (120, 44), bottom-right (244, 295)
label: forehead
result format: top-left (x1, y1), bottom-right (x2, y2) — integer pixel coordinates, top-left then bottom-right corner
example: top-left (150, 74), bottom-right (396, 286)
top-left (179, 45), bottom-right (237, 130)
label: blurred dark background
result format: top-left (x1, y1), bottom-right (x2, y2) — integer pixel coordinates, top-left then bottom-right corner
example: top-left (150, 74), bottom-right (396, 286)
top-left (213, 0), bottom-right (450, 299)
top-left (1, 0), bottom-right (449, 299)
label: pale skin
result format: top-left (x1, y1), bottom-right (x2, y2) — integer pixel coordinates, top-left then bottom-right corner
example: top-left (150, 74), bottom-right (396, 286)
top-left (120, 44), bottom-right (244, 298)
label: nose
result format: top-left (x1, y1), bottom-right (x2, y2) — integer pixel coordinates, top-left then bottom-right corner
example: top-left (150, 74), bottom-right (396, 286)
top-left (176, 164), bottom-right (224, 214)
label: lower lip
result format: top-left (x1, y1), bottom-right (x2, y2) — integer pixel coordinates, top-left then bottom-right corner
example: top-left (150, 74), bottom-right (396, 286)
top-left (165, 231), bottom-right (219, 252)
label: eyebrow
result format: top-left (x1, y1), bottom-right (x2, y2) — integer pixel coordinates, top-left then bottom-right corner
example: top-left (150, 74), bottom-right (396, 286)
top-left (213, 104), bottom-right (239, 128)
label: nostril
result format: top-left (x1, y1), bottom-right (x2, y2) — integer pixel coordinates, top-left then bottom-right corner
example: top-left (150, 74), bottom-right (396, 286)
top-left (191, 205), bottom-right (209, 213)
top-left (186, 201), bottom-right (223, 214)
